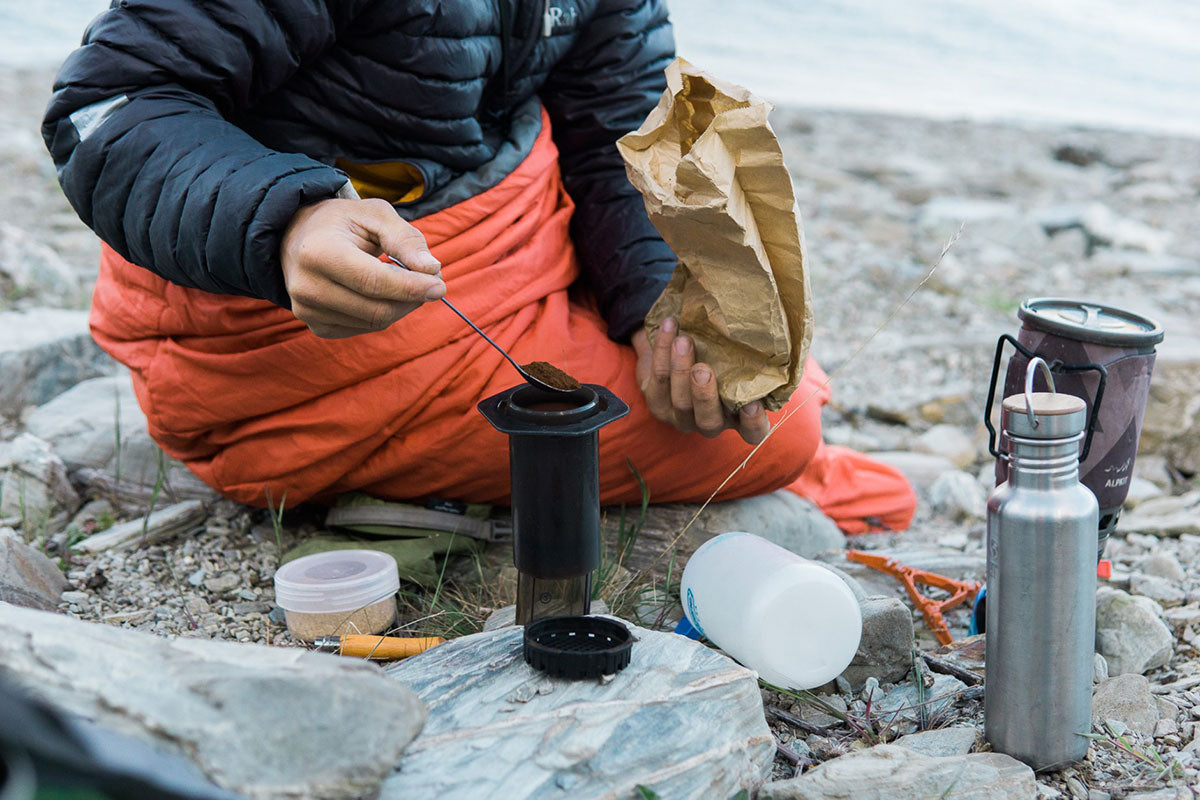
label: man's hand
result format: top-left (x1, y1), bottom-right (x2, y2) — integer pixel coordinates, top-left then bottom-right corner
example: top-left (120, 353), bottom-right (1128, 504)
top-left (633, 319), bottom-right (770, 445)
top-left (280, 198), bottom-right (446, 339)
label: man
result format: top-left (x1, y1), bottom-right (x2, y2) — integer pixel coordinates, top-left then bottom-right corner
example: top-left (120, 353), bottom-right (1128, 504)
top-left (43, 0), bottom-right (914, 532)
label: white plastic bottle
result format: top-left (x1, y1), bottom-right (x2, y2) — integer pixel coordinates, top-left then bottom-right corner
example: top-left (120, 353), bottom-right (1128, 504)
top-left (680, 532), bottom-right (862, 690)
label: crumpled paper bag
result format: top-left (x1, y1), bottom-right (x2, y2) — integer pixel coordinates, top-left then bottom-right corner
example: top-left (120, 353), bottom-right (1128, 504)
top-left (617, 58), bottom-right (812, 412)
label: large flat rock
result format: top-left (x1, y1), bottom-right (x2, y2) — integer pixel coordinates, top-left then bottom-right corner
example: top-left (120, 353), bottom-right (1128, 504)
top-left (759, 744), bottom-right (1035, 800)
top-left (0, 308), bottom-right (115, 412)
top-left (0, 602), bottom-right (425, 800)
top-left (0, 532), bottom-right (68, 610)
top-left (382, 621), bottom-right (774, 799)
top-left (26, 373), bottom-right (215, 498)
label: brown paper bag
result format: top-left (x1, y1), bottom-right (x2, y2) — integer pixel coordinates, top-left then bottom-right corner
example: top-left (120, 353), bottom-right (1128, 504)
top-left (617, 58), bottom-right (812, 412)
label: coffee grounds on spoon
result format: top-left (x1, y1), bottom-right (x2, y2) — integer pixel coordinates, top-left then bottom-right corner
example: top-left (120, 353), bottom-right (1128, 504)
top-left (522, 361), bottom-right (582, 391)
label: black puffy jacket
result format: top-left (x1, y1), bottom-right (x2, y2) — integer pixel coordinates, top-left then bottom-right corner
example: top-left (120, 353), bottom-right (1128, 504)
top-left (42, 0), bottom-right (677, 340)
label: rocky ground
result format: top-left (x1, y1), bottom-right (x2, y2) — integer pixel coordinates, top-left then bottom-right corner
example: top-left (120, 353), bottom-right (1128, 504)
top-left (3, 64), bottom-right (1200, 799)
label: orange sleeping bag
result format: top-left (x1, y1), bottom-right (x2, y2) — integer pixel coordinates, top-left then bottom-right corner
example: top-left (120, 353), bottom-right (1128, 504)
top-left (90, 111), bottom-right (916, 534)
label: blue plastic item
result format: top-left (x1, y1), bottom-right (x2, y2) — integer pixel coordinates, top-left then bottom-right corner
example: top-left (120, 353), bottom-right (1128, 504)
top-left (674, 616), bottom-right (702, 640)
top-left (970, 584), bottom-right (987, 635)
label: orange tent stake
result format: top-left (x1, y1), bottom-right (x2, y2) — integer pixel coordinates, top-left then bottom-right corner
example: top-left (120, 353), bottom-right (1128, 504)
top-left (846, 550), bottom-right (983, 646)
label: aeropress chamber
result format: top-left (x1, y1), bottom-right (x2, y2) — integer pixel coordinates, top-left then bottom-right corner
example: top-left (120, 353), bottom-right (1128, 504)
top-left (478, 382), bottom-right (633, 678)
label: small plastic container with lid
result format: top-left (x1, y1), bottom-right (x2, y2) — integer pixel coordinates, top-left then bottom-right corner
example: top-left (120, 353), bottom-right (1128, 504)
top-left (272, 550), bottom-right (400, 641)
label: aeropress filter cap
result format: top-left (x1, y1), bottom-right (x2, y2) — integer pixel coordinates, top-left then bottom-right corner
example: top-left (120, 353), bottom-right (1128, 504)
top-left (523, 616), bottom-right (633, 679)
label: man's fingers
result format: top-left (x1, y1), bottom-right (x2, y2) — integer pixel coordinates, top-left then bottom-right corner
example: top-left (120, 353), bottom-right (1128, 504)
top-left (669, 335), bottom-right (695, 413)
top-left (632, 329), bottom-right (652, 389)
top-left (356, 198), bottom-right (442, 275)
top-left (737, 402), bottom-right (770, 445)
top-left (325, 250), bottom-right (445, 304)
top-left (292, 276), bottom-right (421, 330)
top-left (307, 322), bottom-right (372, 340)
top-left (690, 364), bottom-right (727, 436)
top-left (644, 318), bottom-right (677, 418)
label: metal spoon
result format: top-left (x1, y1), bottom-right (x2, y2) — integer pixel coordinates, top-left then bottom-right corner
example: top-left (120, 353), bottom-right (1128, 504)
top-left (385, 255), bottom-right (576, 394)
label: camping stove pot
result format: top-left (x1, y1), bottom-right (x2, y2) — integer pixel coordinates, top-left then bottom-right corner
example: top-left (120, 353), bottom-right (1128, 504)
top-left (478, 383), bottom-right (629, 625)
top-left (985, 298), bottom-right (1163, 560)
top-left (985, 358), bottom-right (1098, 772)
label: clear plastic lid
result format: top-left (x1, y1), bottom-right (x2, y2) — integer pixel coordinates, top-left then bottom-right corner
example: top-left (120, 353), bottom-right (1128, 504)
top-left (273, 550), bottom-right (400, 614)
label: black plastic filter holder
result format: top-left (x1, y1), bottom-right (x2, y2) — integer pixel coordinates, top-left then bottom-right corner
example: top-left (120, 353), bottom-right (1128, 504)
top-left (523, 616), bottom-right (633, 679)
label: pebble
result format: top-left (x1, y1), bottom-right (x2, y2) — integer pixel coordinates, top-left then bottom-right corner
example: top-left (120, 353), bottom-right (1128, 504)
top-left (203, 573), bottom-right (239, 593)
top-left (184, 597), bottom-right (210, 617)
top-left (928, 470), bottom-right (987, 521)
top-left (1039, 783), bottom-right (1064, 799)
top-left (1139, 552), bottom-right (1188, 583)
top-left (1094, 653), bottom-right (1109, 684)
top-left (1155, 718), bottom-right (1179, 737)
top-left (912, 425), bottom-right (978, 469)
top-left (1095, 587), bottom-right (1175, 675)
top-left (893, 726), bottom-right (977, 757)
top-left (1164, 605), bottom-right (1200, 629)
top-left (1130, 572), bottom-right (1186, 608)
top-left (1092, 674), bottom-right (1160, 737)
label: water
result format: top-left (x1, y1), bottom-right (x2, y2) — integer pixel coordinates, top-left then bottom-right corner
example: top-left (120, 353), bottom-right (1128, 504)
top-left (670, 0), bottom-right (1200, 137)
top-left (0, 0), bottom-right (103, 68)
top-left (4, 0), bottom-right (1198, 137)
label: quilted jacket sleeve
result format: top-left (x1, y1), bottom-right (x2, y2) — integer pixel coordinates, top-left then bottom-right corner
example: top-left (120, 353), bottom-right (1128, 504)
top-left (42, 0), bottom-right (350, 306)
top-left (541, 0), bottom-right (677, 341)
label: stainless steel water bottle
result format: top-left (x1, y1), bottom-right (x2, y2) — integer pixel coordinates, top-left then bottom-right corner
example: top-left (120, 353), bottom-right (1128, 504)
top-left (985, 358), bottom-right (1099, 771)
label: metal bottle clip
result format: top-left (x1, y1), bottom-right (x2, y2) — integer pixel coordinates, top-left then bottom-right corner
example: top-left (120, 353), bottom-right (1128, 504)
top-left (1023, 356), bottom-right (1057, 429)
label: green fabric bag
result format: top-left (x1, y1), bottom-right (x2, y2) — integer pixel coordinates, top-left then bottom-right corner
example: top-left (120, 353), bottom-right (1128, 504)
top-left (279, 493), bottom-right (492, 587)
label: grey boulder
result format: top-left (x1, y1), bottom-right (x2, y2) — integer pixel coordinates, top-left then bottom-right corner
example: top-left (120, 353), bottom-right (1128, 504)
top-left (0, 532), bottom-right (68, 610)
top-left (839, 596), bottom-right (914, 690)
top-left (0, 307), bottom-right (114, 412)
top-left (702, 490), bottom-right (845, 557)
top-left (381, 621), bottom-right (773, 799)
top-left (26, 373), bottom-right (215, 498)
top-left (1095, 587), bottom-right (1174, 676)
top-left (0, 602), bottom-right (425, 800)
top-left (0, 432), bottom-right (80, 522)
top-left (758, 744), bottom-right (1036, 800)
top-left (1092, 673), bottom-right (1160, 738)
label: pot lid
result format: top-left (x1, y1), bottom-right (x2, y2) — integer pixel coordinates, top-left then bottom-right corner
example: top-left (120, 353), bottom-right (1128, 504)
top-left (1018, 298), bottom-right (1163, 348)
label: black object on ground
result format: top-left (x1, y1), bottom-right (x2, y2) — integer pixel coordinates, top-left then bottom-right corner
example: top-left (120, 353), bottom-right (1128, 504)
top-left (523, 616), bottom-right (633, 679)
top-left (478, 383), bottom-right (629, 625)
top-left (0, 678), bottom-right (238, 800)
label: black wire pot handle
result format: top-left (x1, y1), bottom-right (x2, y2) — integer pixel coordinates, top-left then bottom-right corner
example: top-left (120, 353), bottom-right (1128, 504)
top-left (984, 333), bottom-right (1107, 462)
